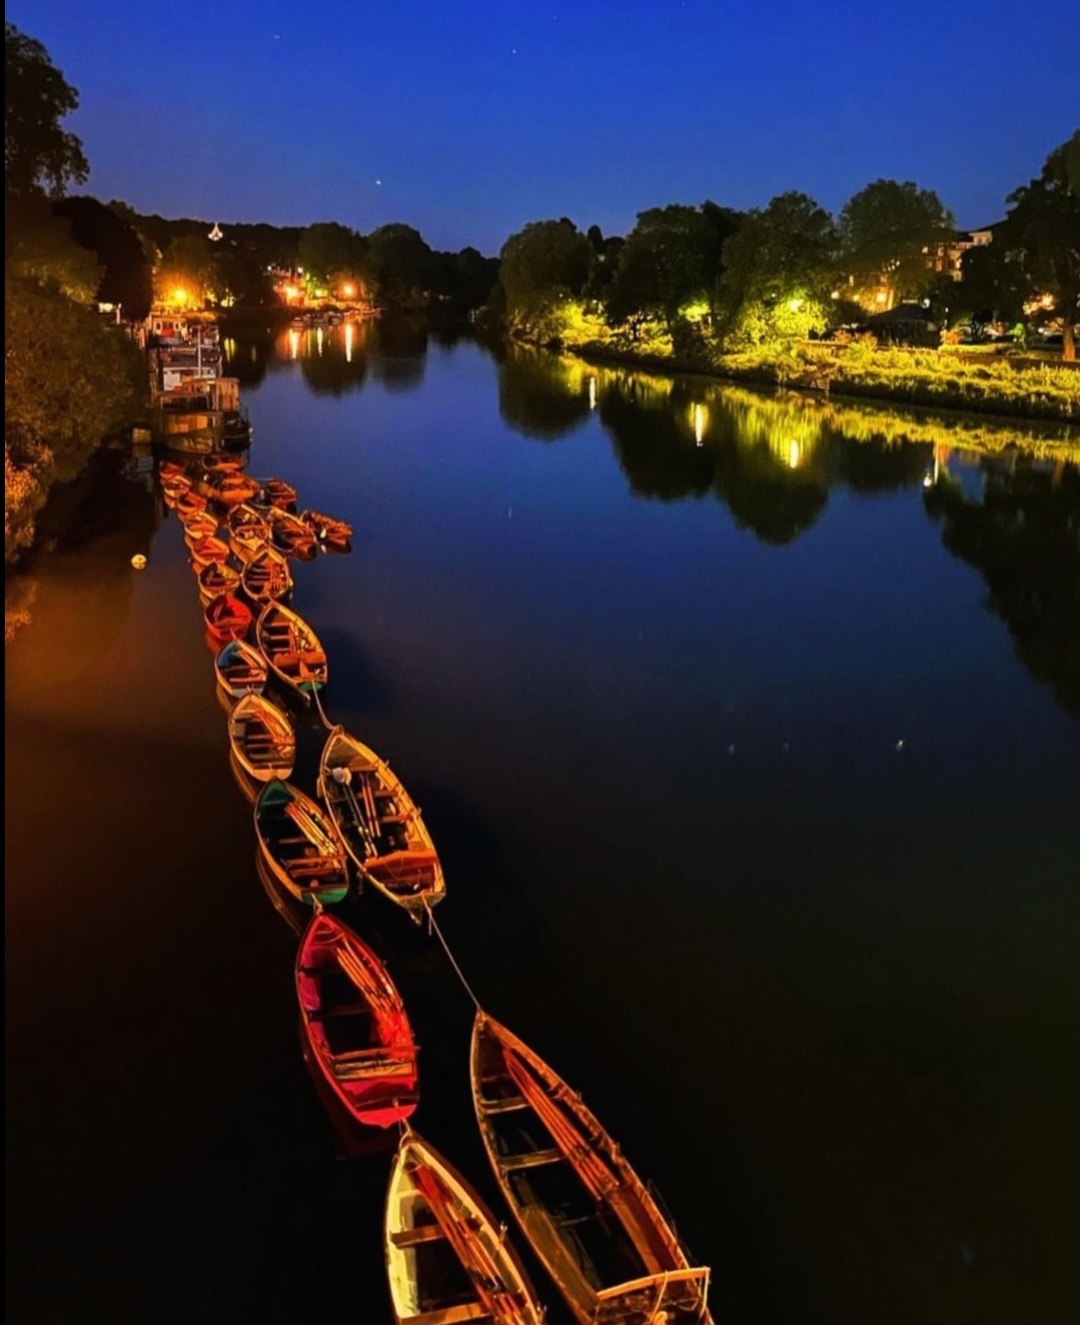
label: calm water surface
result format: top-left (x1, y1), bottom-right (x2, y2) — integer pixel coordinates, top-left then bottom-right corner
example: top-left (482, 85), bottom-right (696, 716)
top-left (7, 325), bottom-right (1079, 1325)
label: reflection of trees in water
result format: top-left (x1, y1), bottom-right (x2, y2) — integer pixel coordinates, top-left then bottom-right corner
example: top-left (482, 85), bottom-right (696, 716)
top-left (223, 320), bottom-right (432, 397)
top-left (4, 451), bottom-right (159, 654)
top-left (300, 349), bottom-right (370, 397)
top-left (497, 346), bottom-right (592, 442)
top-left (924, 457), bottom-right (1080, 717)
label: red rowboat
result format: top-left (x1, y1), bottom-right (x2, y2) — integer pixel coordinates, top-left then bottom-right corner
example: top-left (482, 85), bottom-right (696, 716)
top-left (296, 912), bottom-right (418, 1128)
top-left (204, 592), bottom-right (253, 648)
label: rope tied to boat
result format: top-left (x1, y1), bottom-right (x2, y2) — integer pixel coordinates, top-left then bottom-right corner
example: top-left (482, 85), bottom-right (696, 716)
top-left (311, 681), bottom-right (335, 731)
top-left (423, 899), bottom-right (482, 1012)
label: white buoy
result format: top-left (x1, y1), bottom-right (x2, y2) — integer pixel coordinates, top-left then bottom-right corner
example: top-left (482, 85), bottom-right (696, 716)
top-left (131, 554), bottom-right (148, 570)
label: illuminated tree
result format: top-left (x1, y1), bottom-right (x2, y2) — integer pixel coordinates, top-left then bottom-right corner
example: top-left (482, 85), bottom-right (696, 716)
top-left (499, 218), bottom-right (592, 322)
top-left (4, 23), bottom-right (88, 199)
top-left (298, 222), bottom-right (367, 293)
top-left (1001, 136), bottom-right (1080, 361)
top-left (717, 191), bottom-right (837, 344)
top-left (839, 179), bottom-right (954, 307)
top-left (605, 204), bottom-right (734, 332)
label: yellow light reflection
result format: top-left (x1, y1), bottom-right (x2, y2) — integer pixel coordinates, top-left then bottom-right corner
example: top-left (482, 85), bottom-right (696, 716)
top-left (588, 377), bottom-right (597, 410)
top-left (316, 326), bottom-right (324, 356)
top-left (788, 441), bottom-right (802, 468)
top-left (289, 329), bottom-right (300, 360)
top-left (693, 403), bottom-right (708, 446)
top-left (344, 322), bottom-right (354, 363)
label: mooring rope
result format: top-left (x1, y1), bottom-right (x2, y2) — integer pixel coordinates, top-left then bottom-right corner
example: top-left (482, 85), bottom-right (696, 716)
top-left (310, 681), bottom-right (334, 731)
top-left (423, 899), bottom-right (482, 1011)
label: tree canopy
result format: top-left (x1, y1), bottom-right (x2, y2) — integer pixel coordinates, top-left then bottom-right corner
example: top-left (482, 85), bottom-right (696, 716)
top-left (4, 23), bottom-right (88, 198)
top-left (1001, 135), bottom-right (1080, 360)
top-left (839, 179), bottom-right (954, 304)
top-left (499, 219), bottom-right (593, 319)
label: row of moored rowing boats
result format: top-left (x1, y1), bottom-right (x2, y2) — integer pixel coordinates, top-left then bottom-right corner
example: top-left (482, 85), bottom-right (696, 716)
top-left (160, 450), bottom-right (713, 1325)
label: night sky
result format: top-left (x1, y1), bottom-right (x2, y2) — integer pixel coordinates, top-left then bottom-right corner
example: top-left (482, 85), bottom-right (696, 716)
top-left (9, 0), bottom-right (1078, 255)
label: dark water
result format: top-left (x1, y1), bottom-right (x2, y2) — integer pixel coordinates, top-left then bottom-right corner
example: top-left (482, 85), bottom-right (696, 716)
top-left (7, 324), bottom-right (1080, 1325)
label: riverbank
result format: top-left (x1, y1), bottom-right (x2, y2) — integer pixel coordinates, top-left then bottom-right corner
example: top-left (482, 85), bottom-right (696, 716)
top-left (503, 313), bottom-right (1080, 425)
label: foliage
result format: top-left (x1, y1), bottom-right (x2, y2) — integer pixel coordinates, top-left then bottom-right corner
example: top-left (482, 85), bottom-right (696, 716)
top-left (5, 192), bottom-right (101, 302)
top-left (53, 195), bottom-right (154, 318)
top-left (605, 204), bottom-right (734, 331)
top-left (839, 179), bottom-right (954, 304)
top-left (4, 23), bottom-right (88, 198)
top-left (297, 221), bottom-right (367, 291)
top-left (5, 274), bottom-right (146, 561)
top-left (366, 224), bottom-right (432, 306)
top-left (499, 219), bottom-right (593, 323)
top-left (1001, 135), bottom-right (1080, 360)
top-left (155, 233), bottom-right (216, 305)
top-left (717, 191), bottom-right (837, 339)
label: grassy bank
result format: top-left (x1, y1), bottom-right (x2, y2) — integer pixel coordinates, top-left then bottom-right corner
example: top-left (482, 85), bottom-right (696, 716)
top-left (509, 308), bottom-right (1080, 424)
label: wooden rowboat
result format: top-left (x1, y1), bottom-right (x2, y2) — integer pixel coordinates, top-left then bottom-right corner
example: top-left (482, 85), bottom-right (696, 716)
top-left (188, 533), bottom-right (232, 570)
top-left (267, 507), bottom-right (318, 561)
top-left (260, 477), bottom-right (298, 512)
top-left (471, 1013), bottom-right (713, 1325)
top-left (300, 509), bottom-right (354, 552)
top-left (256, 601), bottom-right (327, 701)
top-left (204, 592), bottom-right (253, 648)
top-left (176, 489), bottom-right (210, 521)
top-left (205, 471), bottom-right (262, 508)
top-left (318, 726), bottom-right (445, 922)
top-left (159, 460), bottom-right (189, 482)
top-left (228, 692), bottom-right (295, 782)
top-left (227, 501), bottom-right (270, 534)
top-left (201, 454), bottom-right (245, 476)
top-left (385, 1129), bottom-right (544, 1325)
top-left (254, 779), bottom-right (349, 907)
top-left (197, 559), bottom-right (242, 604)
top-left (182, 510), bottom-right (219, 544)
top-left (241, 545), bottom-right (293, 604)
top-left (297, 912), bottom-right (418, 1128)
top-left (214, 637), bottom-right (268, 700)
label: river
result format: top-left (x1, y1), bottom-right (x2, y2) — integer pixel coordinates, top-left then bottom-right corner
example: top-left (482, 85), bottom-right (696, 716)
top-left (6, 322), bottom-right (1079, 1325)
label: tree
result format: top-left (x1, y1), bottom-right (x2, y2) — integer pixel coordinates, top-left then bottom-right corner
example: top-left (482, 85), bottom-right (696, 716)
top-left (717, 191), bottom-right (837, 343)
top-left (155, 233), bottom-right (215, 307)
top-left (366, 223), bottom-right (431, 306)
top-left (5, 23), bottom-right (88, 198)
top-left (948, 242), bottom-right (1027, 332)
top-left (839, 179), bottom-right (954, 307)
top-left (298, 222), bottom-right (367, 293)
top-left (498, 219), bottom-right (592, 321)
top-left (53, 195), bottom-right (154, 319)
top-left (605, 204), bottom-right (726, 331)
top-left (1001, 135), bottom-right (1080, 361)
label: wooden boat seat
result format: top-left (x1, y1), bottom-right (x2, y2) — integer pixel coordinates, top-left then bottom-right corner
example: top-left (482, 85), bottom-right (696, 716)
top-left (390, 1223), bottom-right (445, 1249)
top-left (289, 857), bottom-right (341, 878)
top-left (480, 1095), bottom-right (528, 1115)
top-left (398, 1302), bottom-right (487, 1325)
top-left (307, 1002), bottom-right (370, 1020)
top-left (498, 1147), bottom-right (564, 1172)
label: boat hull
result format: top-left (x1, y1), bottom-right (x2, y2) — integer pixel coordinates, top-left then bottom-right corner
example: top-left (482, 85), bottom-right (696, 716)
top-left (254, 779), bottom-right (349, 907)
top-left (297, 913), bottom-right (417, 1128)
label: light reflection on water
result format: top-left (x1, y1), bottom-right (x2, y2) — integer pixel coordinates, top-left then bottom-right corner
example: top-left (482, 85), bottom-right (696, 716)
top-left (6, 329), bottom-right (1080, 1325)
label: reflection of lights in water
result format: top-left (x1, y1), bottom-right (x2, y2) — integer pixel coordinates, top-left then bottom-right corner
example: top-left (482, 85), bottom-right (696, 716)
top-left (923, 473), bottom-right (934, 488)
top-left (289, 330), bottom-right (300, 360)
top-left (588, 377), bottom-right (597, 410)
top-left (223, 337), bottom-right (236, 358)
top-left (788, 441), bottom-right (801, 468)
top-left (344, 322), bottom-right (353, 363)
top-left (316, 326), bottom-right (324, 356)
top-left (693, 403), bottom-right (708, 446)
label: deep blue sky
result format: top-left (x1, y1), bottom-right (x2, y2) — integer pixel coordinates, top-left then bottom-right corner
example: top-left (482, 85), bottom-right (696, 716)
top-left (10, 0), bottom-right (1078, 255)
